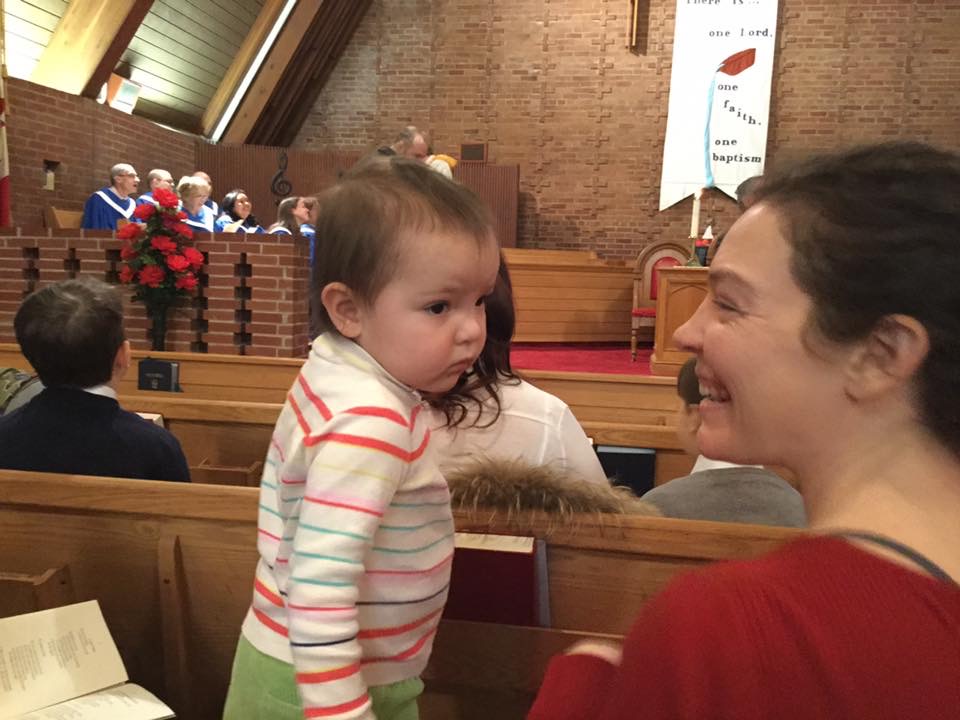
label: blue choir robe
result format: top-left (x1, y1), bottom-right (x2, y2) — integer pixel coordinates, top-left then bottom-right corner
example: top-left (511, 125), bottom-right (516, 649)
top-left (81, 187), bottom-right (135, 230)
top-left (301, 223), bottom-right (316, 264)
top-left (204, 198), bottom-right (219, 217)
top-left (137, 192), bottom-right (182, 209)
top-left (214, 214), bottom-right (263, 234)
top-left (183, 205), bottom-right (215, 233)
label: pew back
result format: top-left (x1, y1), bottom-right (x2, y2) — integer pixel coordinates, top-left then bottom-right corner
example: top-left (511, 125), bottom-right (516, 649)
top-left (0, 471), bottom-right (799, 719)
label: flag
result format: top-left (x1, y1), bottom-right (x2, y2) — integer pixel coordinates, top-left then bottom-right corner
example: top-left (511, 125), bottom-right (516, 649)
top-left (658, 0), bottom-right (778, 211)
top-left (0, 68), bottom-right (9, 227)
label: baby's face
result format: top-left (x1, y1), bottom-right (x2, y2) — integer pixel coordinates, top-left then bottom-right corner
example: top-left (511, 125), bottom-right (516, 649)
top-left (352, 229), bottom-right (499, 393)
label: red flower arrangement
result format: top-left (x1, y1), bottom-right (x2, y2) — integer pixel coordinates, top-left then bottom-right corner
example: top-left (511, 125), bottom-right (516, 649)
top-left (117, 187), bottom-right (204, 349)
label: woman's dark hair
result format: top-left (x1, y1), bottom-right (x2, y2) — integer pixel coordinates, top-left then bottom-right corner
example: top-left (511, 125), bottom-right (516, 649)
top-left (753, 141), bottom-right (960, 457)
top-left (269, 196), bottom-right (301, 234)
top-left (429, 254), bottom-right (519, 428)
top-left (220, 189), bottom-right (259, 228)
top-left (676, 357), bottom-right (704, 407)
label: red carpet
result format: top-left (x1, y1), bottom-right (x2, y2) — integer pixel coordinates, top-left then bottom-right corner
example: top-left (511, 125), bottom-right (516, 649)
top-left (510, 343), bottom-right (653, 376)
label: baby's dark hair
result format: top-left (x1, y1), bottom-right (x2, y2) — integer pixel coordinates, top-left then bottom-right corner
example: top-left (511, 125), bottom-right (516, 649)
top-left (677, 357), bottom-right (704, 407)
top-left (429, 253), bottom-right (518, 427)
top-left (311, 156), bottom-right (495, 336)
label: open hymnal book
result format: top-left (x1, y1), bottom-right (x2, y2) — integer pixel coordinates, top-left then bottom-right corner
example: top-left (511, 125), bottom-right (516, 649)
top-left (0, 601), bottom-right (174, 720)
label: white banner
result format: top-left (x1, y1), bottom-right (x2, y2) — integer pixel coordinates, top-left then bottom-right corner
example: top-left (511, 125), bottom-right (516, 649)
top-left (659, 0), bottom-right (779, 211)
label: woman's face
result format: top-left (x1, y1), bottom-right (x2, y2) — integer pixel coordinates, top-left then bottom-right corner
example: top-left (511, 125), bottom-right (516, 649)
top-left (234, 194), bottom-right (252, 220)
top-left (673, 203), bottom-right (854, 469)
top-left (292, 197), bottom-right (310, 224)
top-left (183, 190), bottom-right (207, 215)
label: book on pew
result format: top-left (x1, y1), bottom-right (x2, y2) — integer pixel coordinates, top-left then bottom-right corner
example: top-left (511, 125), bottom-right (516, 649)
top-left (442, 532), bottom-right (550, 627)
top-left (137, 358), bottom-right (180, 392)
top-left (0, 600), bottom-right (175, 720)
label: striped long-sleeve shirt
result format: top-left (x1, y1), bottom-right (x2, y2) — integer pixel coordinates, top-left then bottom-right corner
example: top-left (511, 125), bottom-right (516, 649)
top-left (241, 333), bottom-right (454, 720)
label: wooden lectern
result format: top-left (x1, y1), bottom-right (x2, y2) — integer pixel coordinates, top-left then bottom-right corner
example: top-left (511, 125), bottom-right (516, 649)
top-left (649, 266), bottom-right (709, 376)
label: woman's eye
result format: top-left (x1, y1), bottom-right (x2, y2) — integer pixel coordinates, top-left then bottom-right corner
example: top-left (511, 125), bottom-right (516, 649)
top-left (426, 302), bottom-right (448, 315)
top-left (712, 298), bottom-right (739, 314)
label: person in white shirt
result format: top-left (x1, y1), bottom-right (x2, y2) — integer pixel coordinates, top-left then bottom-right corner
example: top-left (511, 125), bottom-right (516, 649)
top-left (429, 257), bottom-right (608, 486)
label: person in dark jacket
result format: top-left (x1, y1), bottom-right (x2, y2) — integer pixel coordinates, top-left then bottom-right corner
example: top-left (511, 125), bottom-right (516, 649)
top-left (0, 276), bottom-right (190, 482)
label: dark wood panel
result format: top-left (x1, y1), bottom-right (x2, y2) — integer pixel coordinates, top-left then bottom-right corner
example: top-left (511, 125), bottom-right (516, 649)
top-left (120, 0), bottom-right (264, 131)
top-left (133, 98), bottom-right (204, 134)
top-left (195, 143), bottom-right (360, 222)
top-left (454, 163), bottom-right (519, 248)
top-left (126, 31), bottom-right (226, 87)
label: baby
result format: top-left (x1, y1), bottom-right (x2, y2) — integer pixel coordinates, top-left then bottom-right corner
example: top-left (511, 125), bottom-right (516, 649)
top-left (224, 157), bottom-right (500, 720)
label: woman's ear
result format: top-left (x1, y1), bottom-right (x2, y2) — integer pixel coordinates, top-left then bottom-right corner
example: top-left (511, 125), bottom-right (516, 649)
top-left (321, 282), bottom-right (363, 339)
top-left (112, 340), bottom-right (132, 383)
top-left (844, 314), bottom-right (929, 401)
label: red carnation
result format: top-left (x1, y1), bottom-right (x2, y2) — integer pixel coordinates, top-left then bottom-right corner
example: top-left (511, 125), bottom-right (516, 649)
top-left (118, 265), bottom-right (135, 283)
top-left (176, 211), bottom-right (187, 220)
top-left (182, 246), bottom-right (204, 270)
top-left (120, 242), bottom-right (138, 260)
top-left (166, 254), bottom-right (190, 272)
top-left (174, 223), bottom-right (194, 239)
top-left (138, 265), bottom-right (166, 287)
top-left (117, 222), bottom-right (142, 240)
top-left (153, 187), bottom-right (179, 209)
top-left (133, 203), bottom-right (156, 220)
top-left (150, 236), bottom-right (178, 254)
top-left (161, 214), bottom-right (179, 229)
top-left (175, 273), bottom-right (198, 291)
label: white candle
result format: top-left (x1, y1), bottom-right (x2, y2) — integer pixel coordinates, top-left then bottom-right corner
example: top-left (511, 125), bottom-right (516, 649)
top-left (690, 188), bottom-right (702, 238)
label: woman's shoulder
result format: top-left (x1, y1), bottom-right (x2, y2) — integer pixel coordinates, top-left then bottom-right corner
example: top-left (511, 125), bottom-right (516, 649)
top-left (496, 378), bottom-right (573, 422)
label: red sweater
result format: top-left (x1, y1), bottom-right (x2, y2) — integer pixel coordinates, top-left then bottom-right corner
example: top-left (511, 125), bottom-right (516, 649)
top-left (529, 537), bottom-right (960, 720)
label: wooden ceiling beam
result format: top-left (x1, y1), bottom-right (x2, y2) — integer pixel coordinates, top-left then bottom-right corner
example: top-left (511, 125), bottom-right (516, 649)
top-left (221, 0), bottom-right (327, 145)
top-left (31, 0), bottom-right (155, 97)
top-left (201, 0), bottom-right (287, 138)
top-left (221, 0), bottom-right (373, 147)
top-left (248, 0), bottom-right (370, 147)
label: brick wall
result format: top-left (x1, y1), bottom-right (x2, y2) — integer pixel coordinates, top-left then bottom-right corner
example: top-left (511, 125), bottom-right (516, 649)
top-left (0, 230), bottom-right (311, 358)
top-left (6, 78), bottom-right (200, 228)
top-left (294, 0), bottom-right (960, 260)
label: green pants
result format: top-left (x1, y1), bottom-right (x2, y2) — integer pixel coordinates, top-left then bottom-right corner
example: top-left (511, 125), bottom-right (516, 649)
top-left (222, 635), bottom-right (422, 720)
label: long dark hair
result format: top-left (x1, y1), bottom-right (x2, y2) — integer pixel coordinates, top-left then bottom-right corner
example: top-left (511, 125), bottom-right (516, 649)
top-left (220, 189), bottom-right (259, 228)
top-left (429, 254), bottom-right (519, 428)
top-left (269, 196), bottom-right (301, 234)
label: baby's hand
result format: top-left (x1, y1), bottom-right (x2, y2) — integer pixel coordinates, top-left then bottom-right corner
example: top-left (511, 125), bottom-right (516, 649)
top-left (564, 640), bottom-right (623, 666)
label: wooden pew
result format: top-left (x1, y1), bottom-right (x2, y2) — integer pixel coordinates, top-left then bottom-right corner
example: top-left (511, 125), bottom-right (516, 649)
top-left (0, 344), bottom-right (693, 481)
top-left (0, 470), bottom-right (799, 720)
top-left (503, 247), bottom-right (633, 342)
top-left (43, 205), bottom-right (83, 229)
top-left (0, 343), bottom-right (679, 425)
top-left (115, 394), bottom-right (691, 487)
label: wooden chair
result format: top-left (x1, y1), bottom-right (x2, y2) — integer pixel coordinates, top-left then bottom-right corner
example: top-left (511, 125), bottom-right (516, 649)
top-left (44, 206), bottom-right (83, 229)
top-left (631, 241), bottom-right (690, 360)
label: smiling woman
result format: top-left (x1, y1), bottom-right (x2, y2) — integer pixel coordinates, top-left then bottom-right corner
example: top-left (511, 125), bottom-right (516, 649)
top-left (528, 142), bottom-right (960, 720)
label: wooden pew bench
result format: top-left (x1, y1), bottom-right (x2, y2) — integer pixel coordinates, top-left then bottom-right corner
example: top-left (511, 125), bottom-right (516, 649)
top-left (117, 393), bottom-right (693, 487)
top-left (0, 470), bottom-right (799, 719)
top-left (0, 340), bottom-right (695, 482)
